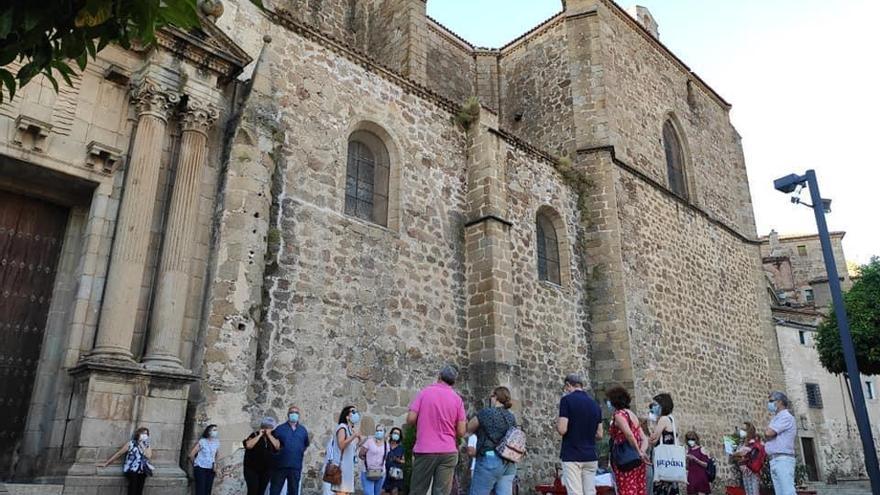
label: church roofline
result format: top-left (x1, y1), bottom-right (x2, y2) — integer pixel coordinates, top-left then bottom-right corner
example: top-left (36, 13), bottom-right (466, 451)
top-left (759, 231), bottom-right (847, 242)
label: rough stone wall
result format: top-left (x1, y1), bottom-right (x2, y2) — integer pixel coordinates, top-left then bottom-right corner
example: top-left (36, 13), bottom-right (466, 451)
top-left (776, 322), bottom-right (880, 481)
top-left (505, 146), bottom-right (590, 482)
top-left (266, 0), bottom-right (361, 46)
top-left (425, 22), bottom-right (475, 104)
top-left (500, 18), bottom-right (575, 158)
top-left (615, 167), bottom-right (775, 482)
top-left (763, 234), bottom-right (850, 287)
top-left (598, 2), bottom-right (756, 236)
top-left (249, 22), bottom-right (473, 495)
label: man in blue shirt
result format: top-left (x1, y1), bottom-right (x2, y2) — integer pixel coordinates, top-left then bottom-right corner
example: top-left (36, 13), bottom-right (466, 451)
top-left (270, 405), bottom-right (310, 495)
top-left (556, 374), bottom-right (603, 495)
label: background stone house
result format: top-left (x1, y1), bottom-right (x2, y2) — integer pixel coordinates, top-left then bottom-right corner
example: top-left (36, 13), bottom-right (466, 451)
top-left (762, 231), bottom-right (879, 484)
top-left (0, 0), bottom-right (781, 493)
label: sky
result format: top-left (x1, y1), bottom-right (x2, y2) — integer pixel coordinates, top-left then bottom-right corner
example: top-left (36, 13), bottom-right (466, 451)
top-left (427, 0), bottom-right (879, 265)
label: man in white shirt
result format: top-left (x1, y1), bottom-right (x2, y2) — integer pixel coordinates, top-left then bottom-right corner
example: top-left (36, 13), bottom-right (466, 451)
top-left (764, 391), bottom-right (797, 495)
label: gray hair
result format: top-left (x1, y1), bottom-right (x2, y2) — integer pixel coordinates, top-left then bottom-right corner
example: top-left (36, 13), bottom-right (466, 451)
top-left (769, 391), bottom-right (790, 408)
top-left (564, 373), bottom-right (584, 387)
top-left (260, 416), bottom-right (277, 429)
top-left (439, 364), bottom-right (458, 385)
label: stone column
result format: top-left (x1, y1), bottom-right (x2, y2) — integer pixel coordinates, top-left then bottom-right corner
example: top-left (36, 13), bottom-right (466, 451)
top-left (143, 100), bottom-right (218, 369)
top-left (463, 108), bottom-right (516, 400)
top-left (90, 80), bottom-right (179, 361)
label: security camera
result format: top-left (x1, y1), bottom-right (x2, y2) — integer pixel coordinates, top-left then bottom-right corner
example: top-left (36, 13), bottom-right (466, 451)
top-left (773, 173), bottom-right (806, 194)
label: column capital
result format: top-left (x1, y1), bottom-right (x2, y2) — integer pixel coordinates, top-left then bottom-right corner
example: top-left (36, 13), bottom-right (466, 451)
top-left (130, 79), bottom-right (181, 121)
top-left (180, 100), bottom-right (220, 136)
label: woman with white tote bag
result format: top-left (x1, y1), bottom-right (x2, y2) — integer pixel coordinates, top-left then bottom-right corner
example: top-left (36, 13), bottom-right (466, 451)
top-left (649, 394), bottom-right (687, 495)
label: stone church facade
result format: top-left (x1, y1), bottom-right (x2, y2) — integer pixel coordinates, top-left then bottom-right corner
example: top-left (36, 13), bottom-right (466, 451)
top-left (0, 0), bottom-right (782, 493)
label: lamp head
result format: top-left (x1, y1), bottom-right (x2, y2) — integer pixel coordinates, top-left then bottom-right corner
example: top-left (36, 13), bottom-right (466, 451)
top-left (821, 198), bottom-right (831, 213)
top-left (774, 173), bottom-right (806, 194)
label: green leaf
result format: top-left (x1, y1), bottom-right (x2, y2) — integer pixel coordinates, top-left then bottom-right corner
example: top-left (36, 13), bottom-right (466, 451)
top-left (43, 70), bottom-right (59, 93)
top-left (0, 68), bottom-right (15, 104)
top-left (52, 61), bottom-right (75, 87)
top-left (75, 51), bottom-right (88, 71)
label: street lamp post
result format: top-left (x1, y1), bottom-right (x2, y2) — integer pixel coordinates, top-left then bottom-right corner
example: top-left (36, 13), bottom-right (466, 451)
top-left (774, 170), bottom-right (880, 494)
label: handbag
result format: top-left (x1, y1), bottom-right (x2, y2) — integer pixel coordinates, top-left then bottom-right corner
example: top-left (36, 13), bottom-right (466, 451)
top-left (653, 416), bottom-right (688, 483)
top-left (610, 411), bottom-right (643, 472)
top-left (389, 467), bottom-right (404, 480)
top-left (322, 427), bottom-right (345, 485)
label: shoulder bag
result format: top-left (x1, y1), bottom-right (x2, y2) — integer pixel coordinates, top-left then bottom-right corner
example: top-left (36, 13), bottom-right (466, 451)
top-left (322, 426), bottom-right (345, 485)
top-left (611, 411), bottom-right (643, 472)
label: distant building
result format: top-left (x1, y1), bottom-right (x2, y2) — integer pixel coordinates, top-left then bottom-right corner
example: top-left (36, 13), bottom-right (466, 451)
top-left (761, 230), bottom-right (878, 483)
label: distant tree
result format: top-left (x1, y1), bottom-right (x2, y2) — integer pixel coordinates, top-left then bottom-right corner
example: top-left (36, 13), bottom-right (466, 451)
top-left (816, 257), bottom-right (880, 375)
top-left (0, 0), bottom-right (260, 103)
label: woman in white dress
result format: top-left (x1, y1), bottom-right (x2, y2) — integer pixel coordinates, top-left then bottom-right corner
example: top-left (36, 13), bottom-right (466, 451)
top-left (332, 405), bottom-right (363, 495)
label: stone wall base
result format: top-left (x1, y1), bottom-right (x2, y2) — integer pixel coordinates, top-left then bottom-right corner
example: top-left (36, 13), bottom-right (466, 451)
top-left (32, 472), bottom-right (188, 495)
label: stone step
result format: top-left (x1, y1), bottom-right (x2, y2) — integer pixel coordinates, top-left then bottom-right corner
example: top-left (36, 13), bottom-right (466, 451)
top-left (2, 484), bottom-right (63, 495)
top-left (808, 479), bottom-right (872, 495)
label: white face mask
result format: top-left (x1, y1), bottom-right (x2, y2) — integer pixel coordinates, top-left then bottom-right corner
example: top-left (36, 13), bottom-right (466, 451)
top-left (687, 440), bottom-right (696, 447)
top-left (139, 434), bottom-right (149, 442)
top-left (739, 430), bottom-right (747, 439)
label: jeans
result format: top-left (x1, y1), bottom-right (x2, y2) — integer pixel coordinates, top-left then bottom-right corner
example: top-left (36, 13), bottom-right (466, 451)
top-left (270, 467), bottom-right (302, 495)
top-left (193, 466), bottom-right (215, 495)
top-left (125, 472), bottom-right (147, 495)
top-left (410, 453), bottom-right (458, 495)
top-left (361, 471), bottom-right (386, 495)
top-left (469, 454), bottom-right (516, 495)
top-left (561, 461), bottom-right (598, 495)
top-left (770, 455), bottom-right (796, 495)
top-left (244, 468), bottom-right (271, 495)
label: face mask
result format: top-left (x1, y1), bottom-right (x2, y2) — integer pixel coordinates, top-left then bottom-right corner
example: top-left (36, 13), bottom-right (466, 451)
top-left (739, 430), bottom-right (747, 439)
top-left (768, 401), bottom-right (777, 414)
top-left (139, 434), bottom-right (149, 442)
top-left (209, 430), bottom-right (218, 439)
top-left (289, 412), bottom-right (300, 423)
top-left (605, 400), bottom-right (614, 411)
top-left (687, 440), bottom-right (696, 447)
top-left (650, 404), bottom-right (662, 417)
top-left (350, 412), bottom-right (361, 424)
top-left (375, 431), bottom-right (385, 440)
top-left (391, 433), bottom-right (400, 442)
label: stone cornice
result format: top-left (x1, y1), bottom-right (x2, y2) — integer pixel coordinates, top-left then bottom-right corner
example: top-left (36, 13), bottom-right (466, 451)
top-left (130, 79), bottom-right (181, 121)
top-left (180, 100), bottom-right (220, 135)
top-left (577, 145), bottom-right (759, 245)
top-left (69, 359), bottom-right (198, 384)
top-left (157, 15), bottom-right (253, 81)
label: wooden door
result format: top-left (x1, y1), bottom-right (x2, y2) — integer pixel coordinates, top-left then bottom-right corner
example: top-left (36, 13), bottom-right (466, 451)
top-left (0, 190), bottom-right (68, 478)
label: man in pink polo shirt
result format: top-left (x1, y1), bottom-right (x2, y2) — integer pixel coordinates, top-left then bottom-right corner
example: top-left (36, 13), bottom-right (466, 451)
top-left (406, 365), bottom-right (467, 495)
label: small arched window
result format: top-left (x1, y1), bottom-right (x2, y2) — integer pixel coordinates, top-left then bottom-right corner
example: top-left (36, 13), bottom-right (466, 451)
top-left (536, 211), bottom-right (561, 285)
top-left (345, 130), bottom-right (390, 226)
top-left (662, 119), bottom-right (688, 200)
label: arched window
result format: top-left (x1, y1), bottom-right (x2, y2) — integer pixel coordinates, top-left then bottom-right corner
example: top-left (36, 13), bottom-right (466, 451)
top-left (662, 119), bottom-right (688, 200)
top-left (536, 211), bottom-right (561, 285)
top-left (345, 130), bottom-right (390, 226)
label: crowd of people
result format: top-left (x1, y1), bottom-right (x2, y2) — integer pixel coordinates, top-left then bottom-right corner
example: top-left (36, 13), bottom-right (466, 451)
top-left (97, 366), bottom-right (799, 495)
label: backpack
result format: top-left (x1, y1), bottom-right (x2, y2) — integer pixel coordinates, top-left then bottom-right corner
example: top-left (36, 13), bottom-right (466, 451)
top-left (496, 426), bottom-right (527, 463)
top-left (747, 440), bottom-right (767, 474)
top-left (706, 457), bottom-right (717, 483)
